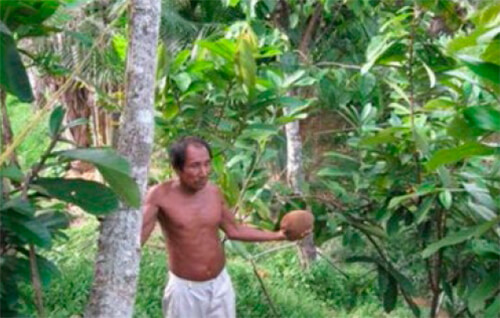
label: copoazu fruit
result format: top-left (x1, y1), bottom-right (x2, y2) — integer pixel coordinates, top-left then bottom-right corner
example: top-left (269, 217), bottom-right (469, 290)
top-left (280, 210), bottom-right (314, 240)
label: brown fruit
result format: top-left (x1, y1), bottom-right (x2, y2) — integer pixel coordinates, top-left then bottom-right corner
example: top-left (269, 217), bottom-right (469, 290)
top-left (280, 210), bottom-right (314, 240)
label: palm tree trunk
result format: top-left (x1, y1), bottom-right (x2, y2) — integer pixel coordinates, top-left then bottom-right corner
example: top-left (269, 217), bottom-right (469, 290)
top-left (84, 0), bottom-right (160, 317)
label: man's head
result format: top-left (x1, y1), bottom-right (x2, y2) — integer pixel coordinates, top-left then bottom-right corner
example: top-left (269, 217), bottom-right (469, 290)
top-left (169, 136), bottom-right (212, 191)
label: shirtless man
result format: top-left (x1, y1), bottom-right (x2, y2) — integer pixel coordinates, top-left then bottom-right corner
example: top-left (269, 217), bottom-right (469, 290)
top-left (141, 136), bottom-right (292, 318)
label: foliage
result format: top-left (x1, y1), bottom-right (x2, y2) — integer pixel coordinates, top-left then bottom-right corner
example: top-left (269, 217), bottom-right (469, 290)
top-left (0, 106), bottom-right (140, 316)
top-left (312, 2), bottom-right (500, 316)
top-left (18, 219), bottom-right (414, 317)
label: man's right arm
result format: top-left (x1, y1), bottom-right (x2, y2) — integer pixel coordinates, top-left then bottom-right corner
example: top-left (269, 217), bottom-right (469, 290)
top-left (141, 187), bottom-right (160, 246)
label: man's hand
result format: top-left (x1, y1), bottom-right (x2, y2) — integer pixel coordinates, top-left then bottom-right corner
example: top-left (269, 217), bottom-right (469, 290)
top-left (282, 228), bottom-right (312, 241)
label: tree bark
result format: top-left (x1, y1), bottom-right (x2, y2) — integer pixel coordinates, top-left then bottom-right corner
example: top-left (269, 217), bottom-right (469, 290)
top-left (284, 2), bottom-right (323, 268)
top-left (84, 0), bottom-right (160, 317)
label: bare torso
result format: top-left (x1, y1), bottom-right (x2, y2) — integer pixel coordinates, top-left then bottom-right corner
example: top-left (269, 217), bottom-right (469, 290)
top-left (152, 180), bottom-right (225, 281)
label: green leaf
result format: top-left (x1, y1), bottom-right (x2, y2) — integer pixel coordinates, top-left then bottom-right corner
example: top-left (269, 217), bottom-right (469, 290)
top-left (172, 72), bottom-right (191, 92)
top-left (235, 38), bottom-right (256, 96)
top-left (317, 167), bottom-right (354, 177)
top-left (468, 269), bottom-right (500, 313)
top-left (482, 40), bottom-right (500, 65)
top-left (37, 211), bottom-right (70, 231)
top-left (112, 33), bottom-right (128, 62)
top-left (1, 198), bottom-right (34, 216)
top-left (1, 209), bottom-right (52, 248)
top-left (470, 239), bottom-right (500, 258)
top-left (388, 187), bottom-right (434, 210)
top-left (0, 22), bottom-right (33, 102)
top-left (447, 115), bottom-right (484, 141)
top-left (359, 73), bottom-right (376, 98)
top-left (424, 98), bottom-right (456, 110)
top-left (426, 142), bottom-right (498, 171)
top-left (163, 103), bottom-right (179, 120)
top-left (383, 275), bottom-right (398, 313)
top-left (98, 166), bottom-right (141, 208)
top-left (55, 148), bottom-right (140, 207)
top-left (485, 296), bottom-right (500, 318)
top-left (464, 106), bottom-right (500, 132)
top-left (459, 55), bottom-right (500, 84)
top-left (0, 0), bottom-right (59, 29)
top-left (171, 50), bottom-right (190, 73)
top-left (421, 60), bottom-right (436, 88)
top-left (422, 216), bottom-right (500, 258)
top-left (33, 178), bottom-right (119, 215)
top-left (439, 190), bottom-right (452, 210)
top-left (360, 128), bottom-right (399, 146)
top-left (415, 196), bottom-right (435, 224)
top-left (49, 106), bottom-right (65, 137)
top-left (198, 39), bottom-right (235, 61)
top-left (0, 164), bottom-right (24, 182)
top-left (65, 117), bottom-right (89, 129)
top-left (362, 35), bottom-right (395, 74)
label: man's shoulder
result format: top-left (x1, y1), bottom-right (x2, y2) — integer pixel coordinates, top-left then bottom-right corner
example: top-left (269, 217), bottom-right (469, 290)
top-left (147, 180), bottom-right (176, 198)
top-left (205, 182), bottom-right (222, 194)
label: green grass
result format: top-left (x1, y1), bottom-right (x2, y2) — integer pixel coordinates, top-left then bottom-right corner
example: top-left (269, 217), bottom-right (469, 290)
top-left (18, 219), bottom-right (414, 317)
top-left (5, 96), bottom-right (49, 169)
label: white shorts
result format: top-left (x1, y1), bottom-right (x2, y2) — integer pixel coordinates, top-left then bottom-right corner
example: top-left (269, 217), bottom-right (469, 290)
top-left (162, 268), bottom-right (236, 318)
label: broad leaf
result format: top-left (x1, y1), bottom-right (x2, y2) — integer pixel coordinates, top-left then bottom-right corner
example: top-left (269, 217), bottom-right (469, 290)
top-left (49, 106), bottom-right (65, 137)
top-left (422, 216), bottom-right (500, 258)
top-left (383, 274), bottom-right (398, 313)
top-left (0, 22), bottom-right (33, 102)
top-left (468, 269), bottom-right (500, 313)
top-left (485, 296), bottom-right (500, 318)
top-left (464, 106), bottom-right (500, 132)
top-left (0, 164), bottom-right (24, 182)
top-left (426, 142), bottom-right (498, 171)
top-left (1, 209), bottom-right (51, 248)
top-left (439, 190), bottom-right (452, 210)
top-left (55, 148), bottom-right (141, 207)
top-left (459, 55), bottom-right (500, 85)
top-left (33, 178), bottom-right (119, 215)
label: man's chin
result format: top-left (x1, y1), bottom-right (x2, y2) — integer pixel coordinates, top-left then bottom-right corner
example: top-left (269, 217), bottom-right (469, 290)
top-left (194, 180), bottom-right (208, 190)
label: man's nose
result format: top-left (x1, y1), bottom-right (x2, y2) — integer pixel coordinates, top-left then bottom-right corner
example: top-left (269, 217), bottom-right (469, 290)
top-left (200, 165), bottom-right (209, 177)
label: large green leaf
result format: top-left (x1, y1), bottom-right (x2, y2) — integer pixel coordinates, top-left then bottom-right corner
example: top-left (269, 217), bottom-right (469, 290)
top-left (37, 210), bottom-right (70, 231)
top-left (1, 208), bottom-right (51, 248)
top-left (0, 0), bottom-right (59, 31)
top-left (468, 269), bottom-right (500, 313)
top-left (0, 164), bottom-right (24, 182)
top-left (447, 115), bottom-right (484, 141)
top-left (464, 106), bottom-right (500, 132)
top-left (49, 105), bottom-right (65, 137)
top-left (33, 178), bottom-right (119, 215)
top-left (426, 142), bottom-right (498, 171)
top-left (198, 39), bottom-right (236, 61)
top-left (235, 38), bottom-right (256, 97)
top-left (485, 296), bottom-right (500, 318)
top-left (55, 148), bottom-right (141, 207)
top-left (383, 274), bottom-right (398, 313)
top-left (98, 165), bottom-right (141, 208)
top-left (0, 22), bottom-right (33, 102)
top-left (459, 55), bottom-right (500, 85)
top-left (422, 216), bottom-right (500, 258)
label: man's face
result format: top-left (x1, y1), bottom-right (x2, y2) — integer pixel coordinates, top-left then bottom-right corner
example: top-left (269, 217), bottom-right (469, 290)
top-left (177, 144), bottom-right (211, 191)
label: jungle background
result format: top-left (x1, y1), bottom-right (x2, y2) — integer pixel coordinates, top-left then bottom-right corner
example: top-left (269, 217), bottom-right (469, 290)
top-left (1, 0), bottom-right (499, 317)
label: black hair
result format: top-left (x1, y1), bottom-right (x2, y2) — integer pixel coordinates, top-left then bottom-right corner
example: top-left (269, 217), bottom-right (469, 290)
top-left (168, 136), bottom-right (212, 171)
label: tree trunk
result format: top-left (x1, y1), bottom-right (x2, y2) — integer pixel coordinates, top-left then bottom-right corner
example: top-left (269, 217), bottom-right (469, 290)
top-left (284, 3), bottom-right (323, 268)
top-left (284, 114), bottom-right (317, 267)
top-left (84, 0), bottom-right (160, 317)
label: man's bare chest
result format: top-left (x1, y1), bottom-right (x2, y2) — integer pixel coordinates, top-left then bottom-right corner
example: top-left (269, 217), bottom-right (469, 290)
top-left (158, 195), bottom-right (222, 230)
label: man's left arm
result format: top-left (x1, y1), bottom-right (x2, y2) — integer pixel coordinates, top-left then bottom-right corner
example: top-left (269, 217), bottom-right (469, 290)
top-left (218, 191), bottom-right (286, 242)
